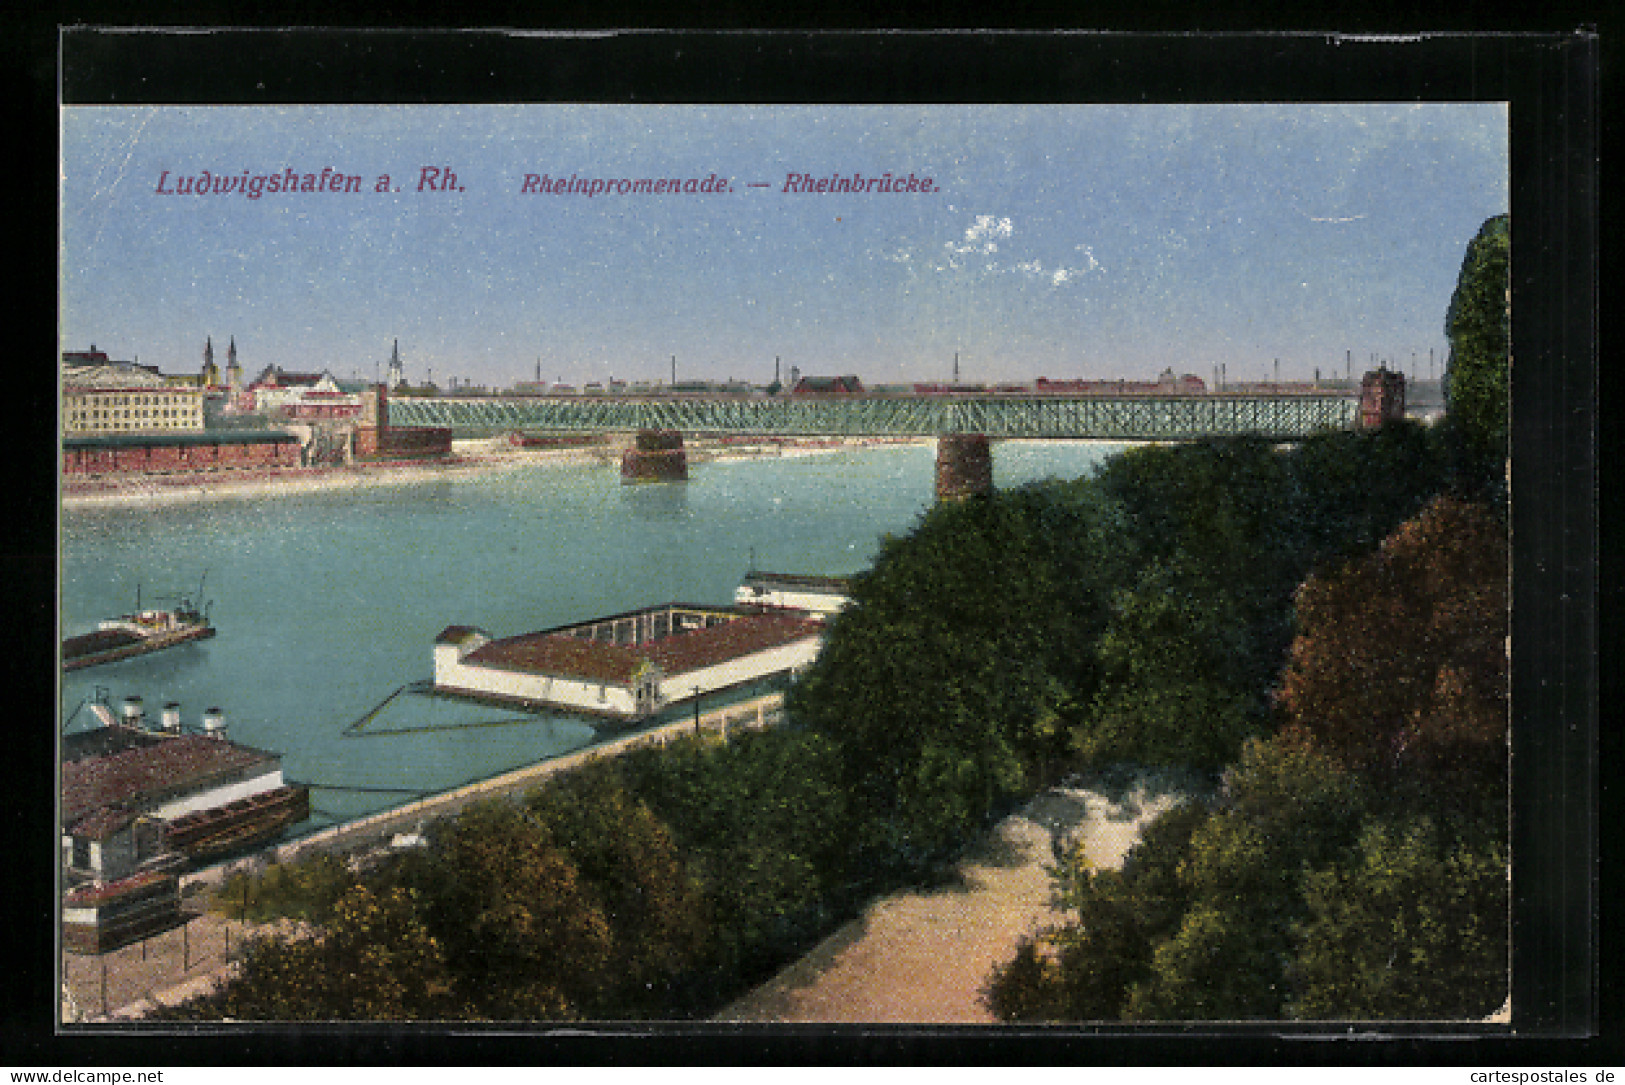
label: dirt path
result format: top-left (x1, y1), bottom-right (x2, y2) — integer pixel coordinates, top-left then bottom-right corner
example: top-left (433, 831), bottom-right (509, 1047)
top-left (716, 778), bottom-right (1184, 1024)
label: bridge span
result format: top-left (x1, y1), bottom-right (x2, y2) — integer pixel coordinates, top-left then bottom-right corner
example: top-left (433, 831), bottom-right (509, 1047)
top-left (381, 372), bottom-right (1404, 500)
top-left (385, 392), bottom-right (1362, 441)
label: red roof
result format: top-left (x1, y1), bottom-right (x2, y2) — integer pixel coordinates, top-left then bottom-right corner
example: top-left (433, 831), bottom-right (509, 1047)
top-left (70, 806), bottom-right (136, 841)
top-left (61, 735), bottom-right (277, 826)
top-left (465, 612), bottom-right (821, 685)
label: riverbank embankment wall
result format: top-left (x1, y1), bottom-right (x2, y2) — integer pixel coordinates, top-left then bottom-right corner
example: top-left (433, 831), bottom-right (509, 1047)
top-left (179, 693), bottom-right (785, 891)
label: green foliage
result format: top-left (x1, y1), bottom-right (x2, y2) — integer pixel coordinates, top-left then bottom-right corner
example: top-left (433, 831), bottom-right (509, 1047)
top-left (391, 799), bottom-right (614, 1019)
top-left (1074, 440), bottom-right (1307, 770)
top-left (788, 480), bottom-right (1131, 880)
top-left (1206, 733), bottom-right (1371, 878)
top-left (1040, 489), bottom-right (1506, 1023)
top-left (197, 885), bottom-right (454, 1021)
top-left (1124, 901), bottom-right (1288, 1020)
top-left (212, 853), bottom-right (357, 925)
top-left (1291, 816), bottom-right (1508, 1019)
top-left (524, 762), bottom-right (714, 1017)
top-left (1444, 214), bottom-right (1511, 468)
top-left (1075, 559), bottom-right (1262, 769)
top-left (1066, 426), bottom-right (1455, 774)
top-left (1120, 735), bottom-right (1368, 1019)
top-left (1094, 438), bottom-right (1299, 609)
top-left (618, 726), bottom-right (848, 985)
top-left (1285, 421), bottom-right (1450, 569)
top-left (983, 940), bottom-right (1067, 1021)
top-left (987, 801), bottom-right (1207, 1022)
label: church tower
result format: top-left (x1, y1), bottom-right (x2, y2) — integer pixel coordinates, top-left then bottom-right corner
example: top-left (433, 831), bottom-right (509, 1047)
top-left (201, 337), bottom-right (219, 387)
top-left (385, 339), bottom-right (405, 390)
top-left (225, 336), bottom-right (242, 393)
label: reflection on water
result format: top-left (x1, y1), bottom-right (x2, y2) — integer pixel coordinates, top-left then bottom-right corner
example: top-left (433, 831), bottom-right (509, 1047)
top-left (620, 478), bottom-right (691, 522)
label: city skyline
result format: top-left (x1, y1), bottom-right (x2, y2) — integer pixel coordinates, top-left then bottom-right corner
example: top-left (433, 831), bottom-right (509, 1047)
top-left (60, 104), bottom-right (1508, 388)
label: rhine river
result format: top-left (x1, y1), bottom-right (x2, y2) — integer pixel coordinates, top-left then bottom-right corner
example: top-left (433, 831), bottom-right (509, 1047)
top-left (60, 441), bottom-right (1122, 835)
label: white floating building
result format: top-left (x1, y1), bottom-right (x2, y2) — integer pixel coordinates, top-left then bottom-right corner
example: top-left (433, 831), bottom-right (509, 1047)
top-left (734, 571), bottom-right (853, 616)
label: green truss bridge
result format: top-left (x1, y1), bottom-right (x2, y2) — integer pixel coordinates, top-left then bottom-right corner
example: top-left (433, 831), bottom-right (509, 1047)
top-left (385, 393), bottom-right (1364, 441)
top-left (382, 376), bottom-right (1406, 499)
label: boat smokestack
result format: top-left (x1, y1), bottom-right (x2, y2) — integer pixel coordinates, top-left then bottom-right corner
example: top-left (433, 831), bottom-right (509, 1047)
top-left (120, 696), bottom-right (144, 729)
top-left (161, 702), bottom-right (182, 733)
top-left (202, 707), bottom-right (227, 741)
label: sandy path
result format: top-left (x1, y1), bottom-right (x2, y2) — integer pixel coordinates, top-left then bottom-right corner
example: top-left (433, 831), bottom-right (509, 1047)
top-left (716, 779), bottom-right (1183, 1024)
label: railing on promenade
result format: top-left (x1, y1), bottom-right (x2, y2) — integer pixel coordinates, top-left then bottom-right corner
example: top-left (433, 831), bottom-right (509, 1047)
top-left (385, 394), bottom-right (1361, 440)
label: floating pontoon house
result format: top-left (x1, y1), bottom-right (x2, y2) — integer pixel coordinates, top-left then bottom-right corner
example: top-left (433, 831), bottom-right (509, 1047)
top-left (734, 571), bottom-right (853, 616)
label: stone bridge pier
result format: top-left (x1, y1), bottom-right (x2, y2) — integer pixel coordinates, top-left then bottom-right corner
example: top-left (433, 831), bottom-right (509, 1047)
top-left (621, 429), bottom-right (689, 482)
top-left (935, 434), bottom-right (993, 501)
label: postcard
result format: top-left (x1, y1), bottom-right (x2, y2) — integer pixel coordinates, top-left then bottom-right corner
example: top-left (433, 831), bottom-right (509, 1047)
top-left (49, 30), bottom-right (1597, 1057)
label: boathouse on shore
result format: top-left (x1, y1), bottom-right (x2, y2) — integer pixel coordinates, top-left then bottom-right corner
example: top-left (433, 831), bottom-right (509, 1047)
top-left (433, 603), bottom-right (824, 720)
top-left (61, 714), bottom-right (308, 885)
top-left (60, 708), bottom-right (310, 953)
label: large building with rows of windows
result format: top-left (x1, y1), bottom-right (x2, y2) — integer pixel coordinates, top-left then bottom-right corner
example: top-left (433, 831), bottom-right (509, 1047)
top-left (62, 348), bottom-right (205, 436)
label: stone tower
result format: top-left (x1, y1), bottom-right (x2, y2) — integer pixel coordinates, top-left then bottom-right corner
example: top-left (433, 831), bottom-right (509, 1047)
top-left (1359, 367), bottom-right (1407, 428)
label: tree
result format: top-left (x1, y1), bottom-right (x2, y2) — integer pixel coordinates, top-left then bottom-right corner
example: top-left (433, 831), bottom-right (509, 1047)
top-left (214, 853), bottom-right (356, 926)
top-left (987, 801), bottom-right (1207, 1022)
top-left (1122, 733), bottom-right (1368, 1020)
top-left (1285, 421), bottom-right (1449, 572)
top-left (200, 885), bottom-right (454, 1021)
top-left (394, 799), bottom-right (614, 1019)
top-left (1275, 496), bottom-right (1508, 808)
top-left (788, 480), bottom-right (1130, 880)
top-left (524, 762), bottom-right (713, 1017)
top-left (1443, 214), bottom-right (1511, 470)
top-left (1073, 557), bottom-right (1262, 770)
top-left (620, 725), bottom-right (849, 987)
top-left (1092, 439), bottom-right (1310, 727)
top-left (1291, 816), bottom-right (1508, 1019)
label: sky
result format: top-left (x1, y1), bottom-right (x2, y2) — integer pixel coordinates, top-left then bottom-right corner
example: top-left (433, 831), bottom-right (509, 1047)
top-left (59, 104), bottom-right (1508, 389)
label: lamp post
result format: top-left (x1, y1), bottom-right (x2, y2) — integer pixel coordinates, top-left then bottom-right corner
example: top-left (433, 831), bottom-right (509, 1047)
top-left (693, 687), bottom-right (702, 735)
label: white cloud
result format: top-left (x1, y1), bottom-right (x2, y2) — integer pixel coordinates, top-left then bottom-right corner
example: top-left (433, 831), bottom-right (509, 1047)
top-left (913, 214), bottom-right (1103, 287)
top-left (966, 214), bottom-right (1013, 246)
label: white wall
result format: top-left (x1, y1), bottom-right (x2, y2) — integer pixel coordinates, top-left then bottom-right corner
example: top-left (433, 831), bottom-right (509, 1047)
top-left (151, 768), bottom-right (285, 820)
top-left (88, 833), bottom-right (138, 880)
top-left (655, 635), bottom-right (822, 705)
top-left (434, 656), bottom-right (638, 716)
top-left (734, 586), bottom-right (849, 615)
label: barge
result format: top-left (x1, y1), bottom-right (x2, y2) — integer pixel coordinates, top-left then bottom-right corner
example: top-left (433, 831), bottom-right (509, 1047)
top-left (62, 592), bottom-right (215, 672)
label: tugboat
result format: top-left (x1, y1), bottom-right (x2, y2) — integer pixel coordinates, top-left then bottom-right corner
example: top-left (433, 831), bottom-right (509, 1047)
top-left (61, 578), bottom-right (216, 672)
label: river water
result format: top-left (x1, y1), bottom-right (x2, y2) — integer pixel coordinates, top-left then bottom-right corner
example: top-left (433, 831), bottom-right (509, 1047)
top-left (60, 441), bottom-right (1120, 833)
